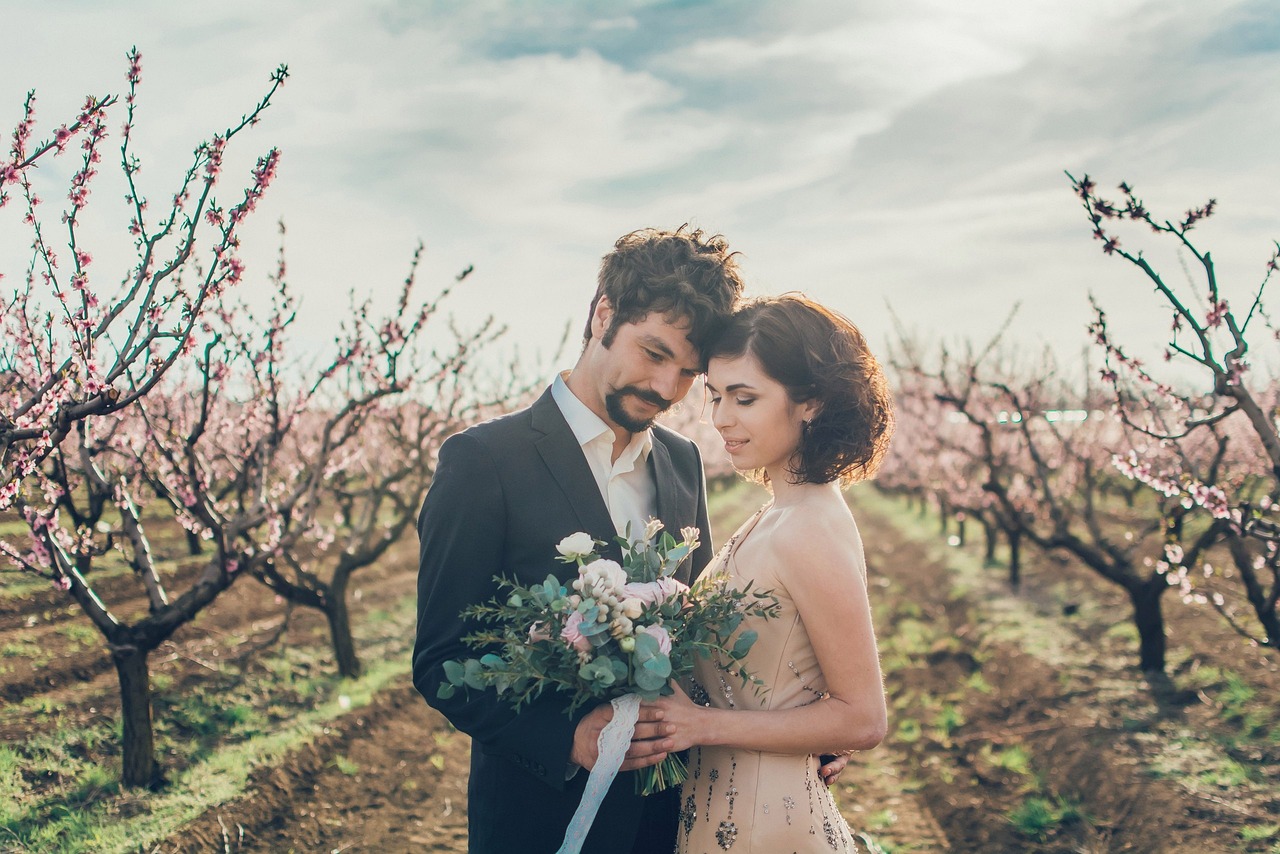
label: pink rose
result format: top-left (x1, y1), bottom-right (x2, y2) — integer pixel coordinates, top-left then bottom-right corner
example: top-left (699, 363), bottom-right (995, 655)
top-left (623, 577), bottom-right (686, 605)
top-left (638, 624), bottom-right (671, 655)
top-left (560, 611), bottom-right (591, 652)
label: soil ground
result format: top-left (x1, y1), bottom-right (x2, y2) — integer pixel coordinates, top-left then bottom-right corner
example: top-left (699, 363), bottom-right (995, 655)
top-left (3, 483), bottom-right (1279, 852)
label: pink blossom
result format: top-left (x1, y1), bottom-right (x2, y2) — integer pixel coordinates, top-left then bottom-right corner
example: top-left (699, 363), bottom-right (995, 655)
top-left (528, 621), bottom-right (551, 643)
top-left (623, 577), bottom-right (685, 605)
top-left (638, 624), bottom-right (671, 655)
top-left (560, 611), bottom-right (591, 652)
top-left (1205, 300), bottom-right (1228, 328)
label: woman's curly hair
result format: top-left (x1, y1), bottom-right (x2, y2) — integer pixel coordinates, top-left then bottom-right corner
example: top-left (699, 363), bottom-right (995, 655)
top-left (706, 294), bottom-right (894, 486)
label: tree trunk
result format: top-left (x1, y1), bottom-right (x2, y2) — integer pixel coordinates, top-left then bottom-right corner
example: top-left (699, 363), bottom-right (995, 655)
top-left (113, 646), bottom-right (159, 787)
top-left (185, 529), bottom-right (204, 556)
top-left (982, 519), bottom-right (998, 565)
top-left (956, 515), bottom-right (966, 546)
top-left (938, 496), bottom-right (949, 535)
top-left (1127, 580), bottom-right (1167, 673)
top-left (1007, 528), bottom-right (1022, 590)
top-left (325, 576), bottom-right (361, 679)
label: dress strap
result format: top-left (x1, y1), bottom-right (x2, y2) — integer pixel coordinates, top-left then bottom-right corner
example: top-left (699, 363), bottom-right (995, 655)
top-left (725, 502), bottom-right (770, 562)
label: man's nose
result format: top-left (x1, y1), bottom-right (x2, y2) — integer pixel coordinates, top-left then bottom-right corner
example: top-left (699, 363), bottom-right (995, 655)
top-left (652, 366), bottom-right (682, 402)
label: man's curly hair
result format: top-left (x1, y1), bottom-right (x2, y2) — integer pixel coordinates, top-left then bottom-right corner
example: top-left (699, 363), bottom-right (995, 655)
top-left (584, 225), bottom-right (744, 356)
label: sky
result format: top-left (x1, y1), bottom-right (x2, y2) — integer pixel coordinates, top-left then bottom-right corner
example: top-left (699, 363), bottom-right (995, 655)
top-left (4, 0), bottom-right (1280, 384)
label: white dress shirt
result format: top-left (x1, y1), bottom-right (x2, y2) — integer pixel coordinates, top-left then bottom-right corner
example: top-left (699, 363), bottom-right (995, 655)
top-left (551, 372), bottom-right (657, 541)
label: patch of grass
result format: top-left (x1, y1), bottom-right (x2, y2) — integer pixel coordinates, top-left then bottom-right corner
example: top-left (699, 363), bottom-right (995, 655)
top-left (1, 639), bottom-right (41, 658)
top-left (963, 672), bottom-right (993, 694)
top-left (331, 754), bottom-right (359, 776)
top-left (1241, 824), bottom-right (1279, 843)
top-left (931, 704), bottom-right (965, 740)
top-left (853, 830), bottom-right (892, 853)
top-left (863, 809), bottom-right (897, 831)
top-left (980, 743), bottom-right (1032, 776)
top-left (1197, 757), bottom-right (1252, 788)
top-left (55, 623), bottom-right (100, 648)
top-left (890, 619), bottom-right (936, 655)
top-left (1103, 621), bottom-right (1139, 643)
top-left (1007, 795), bottom-right (1083, 840)
top-left (894, 718), bottom-right (922, 745)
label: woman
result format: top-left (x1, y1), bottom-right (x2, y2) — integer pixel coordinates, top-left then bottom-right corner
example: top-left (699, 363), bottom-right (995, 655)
top-left (651, 294), bottom-right (893, 853)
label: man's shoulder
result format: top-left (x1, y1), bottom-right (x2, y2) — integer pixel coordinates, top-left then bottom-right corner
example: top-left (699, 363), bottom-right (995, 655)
top-left (651, 421), bottom-right (701, 463)
top-left (447, 403), bottom-right (538, 451)
top-left (652, 420), bottom-right (698, 448)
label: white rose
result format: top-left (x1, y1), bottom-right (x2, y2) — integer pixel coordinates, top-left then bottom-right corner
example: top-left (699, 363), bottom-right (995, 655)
top-left (621, 597), bottom-right (644, 619)
top-left (557, 532), bottom-right (596, 560)
top-left (590, 559), bottom-right (628, 593)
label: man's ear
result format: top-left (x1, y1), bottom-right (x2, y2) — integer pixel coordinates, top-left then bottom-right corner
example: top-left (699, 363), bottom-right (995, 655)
top-left (590, 296), bottom-right (613, 341)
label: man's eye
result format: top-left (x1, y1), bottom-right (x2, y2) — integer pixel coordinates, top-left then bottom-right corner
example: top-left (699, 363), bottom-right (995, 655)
top-left (644, 349), bottom-right (663, 363)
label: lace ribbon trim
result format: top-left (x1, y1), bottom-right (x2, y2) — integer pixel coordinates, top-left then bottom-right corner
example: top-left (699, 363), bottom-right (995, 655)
top-left (556, 693), bottom-right (641, 854)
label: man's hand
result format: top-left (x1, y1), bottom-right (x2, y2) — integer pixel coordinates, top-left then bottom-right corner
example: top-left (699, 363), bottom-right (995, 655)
top-left (818, 752), bottom-right (850, 787)
top-left (570, 702), bottom-right (674, 771)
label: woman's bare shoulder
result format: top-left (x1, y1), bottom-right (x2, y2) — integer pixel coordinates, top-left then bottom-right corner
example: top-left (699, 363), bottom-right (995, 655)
top-left (758, 496), bottom-right (863, 573)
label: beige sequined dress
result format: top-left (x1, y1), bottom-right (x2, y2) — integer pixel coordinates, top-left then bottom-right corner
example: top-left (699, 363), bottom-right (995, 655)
top-left (676, 508), bottom-right (858, 853)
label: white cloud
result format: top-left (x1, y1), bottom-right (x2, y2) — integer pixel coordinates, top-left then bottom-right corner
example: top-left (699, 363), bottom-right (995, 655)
top-left (2, 0), bottom-right (1278, 375)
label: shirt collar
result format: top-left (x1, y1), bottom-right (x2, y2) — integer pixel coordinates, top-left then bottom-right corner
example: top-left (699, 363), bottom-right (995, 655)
top-left (551, 372), bottom-right (653, 460)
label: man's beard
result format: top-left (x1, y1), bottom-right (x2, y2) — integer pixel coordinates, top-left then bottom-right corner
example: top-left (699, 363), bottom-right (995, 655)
top-left (605, 386), bottom-right (671, 433)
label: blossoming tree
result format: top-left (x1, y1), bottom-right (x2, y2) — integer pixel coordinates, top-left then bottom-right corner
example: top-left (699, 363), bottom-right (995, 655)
top-left (0, 51), bottom-right (288, 786)
top-left (1072, 174), bottom-right (1280, 651)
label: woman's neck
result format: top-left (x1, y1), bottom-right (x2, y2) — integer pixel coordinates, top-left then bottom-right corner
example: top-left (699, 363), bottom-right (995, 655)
top-left (765, 470), bottom-right (840, 507)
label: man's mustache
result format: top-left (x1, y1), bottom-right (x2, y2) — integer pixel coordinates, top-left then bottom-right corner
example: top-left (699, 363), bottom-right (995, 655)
top-left (616, 386), bottom-right (671, 409)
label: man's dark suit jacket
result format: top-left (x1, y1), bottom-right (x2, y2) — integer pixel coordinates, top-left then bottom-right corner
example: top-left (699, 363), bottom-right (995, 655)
top-left (413, 388), bottom-right (713, 854)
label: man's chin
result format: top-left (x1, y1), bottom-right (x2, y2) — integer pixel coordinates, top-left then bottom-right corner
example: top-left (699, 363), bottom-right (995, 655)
top-left (606, 396), bottom-right (660, 433)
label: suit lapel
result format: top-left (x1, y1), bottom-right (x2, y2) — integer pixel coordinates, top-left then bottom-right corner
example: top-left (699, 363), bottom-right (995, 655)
top-left (649, 435), bottom-right (681, 538)
top-left (530, 389), bottom-right (621, 559)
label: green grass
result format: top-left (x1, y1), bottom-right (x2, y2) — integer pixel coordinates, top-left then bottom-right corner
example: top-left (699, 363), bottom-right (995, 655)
top-left (1242, 824), bottom-right (1279, 843)
top-left (980, 743), bottom-right (1032, 776)
top-left (55, 623), bottom-right (101, 648)
top-left (330, 754), bottom-right (359, 776)
top-left (931, 704), bottom-right (965, 740)
top-left (1007, 795), bottom-right (1083, 839)
top-left (0, 591), bottom-right (418, 854)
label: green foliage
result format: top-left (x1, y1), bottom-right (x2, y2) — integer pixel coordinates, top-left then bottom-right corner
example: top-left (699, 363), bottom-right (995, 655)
top-left (980, 743), bottom-right (1032, 776)
top-left (1241, 824), bottom-right (1279, 843)
top-left (55, 623), bottom-right (100, 648)
top-left (932, 704), bottom-right (964, 739)
top-left (440, 526), bottom-right (779, 715)
top-left (331, 755), bottom-right (359, 776)
top-left (1007, 795), bottom-right (1082, 839)
top-left (894, 718), bottom-right (922, 744)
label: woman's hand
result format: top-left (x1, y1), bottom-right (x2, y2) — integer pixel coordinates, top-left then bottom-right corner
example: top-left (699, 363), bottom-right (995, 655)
top-left (643, 682), bottom-right (713, 753)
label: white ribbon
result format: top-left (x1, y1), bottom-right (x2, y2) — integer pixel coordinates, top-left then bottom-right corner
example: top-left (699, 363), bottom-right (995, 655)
top-left (556, 693), bottom-right (641, 854)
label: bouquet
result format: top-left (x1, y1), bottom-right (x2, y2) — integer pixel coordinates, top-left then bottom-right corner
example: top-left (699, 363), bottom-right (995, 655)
top-left (438, 518), bottom-right (778, 796)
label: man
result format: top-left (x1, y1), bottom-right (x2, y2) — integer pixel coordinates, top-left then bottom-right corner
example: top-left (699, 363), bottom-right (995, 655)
top-left (413, 226), bottom-right (743, 853)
